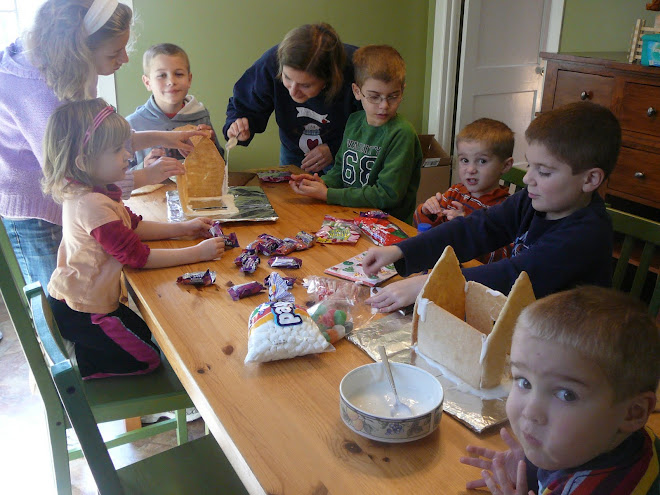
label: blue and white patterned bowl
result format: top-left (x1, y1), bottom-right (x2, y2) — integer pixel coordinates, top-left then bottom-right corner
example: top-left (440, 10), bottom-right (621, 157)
top-left (339, 362), bottom-right (444, 443)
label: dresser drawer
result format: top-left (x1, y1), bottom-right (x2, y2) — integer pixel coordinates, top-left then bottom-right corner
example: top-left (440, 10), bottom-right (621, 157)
top-left (619, 82), bottom-right (660, 137)
top-left (608, 146), bottom-right (660, 204)
top-left (552, 70), bottom-right (614, 108)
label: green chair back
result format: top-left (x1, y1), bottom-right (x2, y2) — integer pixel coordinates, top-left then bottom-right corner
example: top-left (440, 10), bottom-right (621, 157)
top-left (0, 220), bottom-right (192, 494)
top-left (500, 166), bottom-right (527, 193)
top-left (27, 283), bottom-right (247, 495)
top-left (608, 208), bottom-right (660, 317)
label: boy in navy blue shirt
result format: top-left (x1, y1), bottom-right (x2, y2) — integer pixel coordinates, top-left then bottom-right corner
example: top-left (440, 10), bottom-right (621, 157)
top-left (364, 102), bottom-right (620, 312)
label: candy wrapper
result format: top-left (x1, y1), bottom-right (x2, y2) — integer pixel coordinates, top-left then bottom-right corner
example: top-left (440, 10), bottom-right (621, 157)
top-left (303, 276), bottom-right (376, 344)
top-left (256, 170), bottom-right (292, 183)
top-left (257, 234), bottom-right (283, 255)
top-left (234, 249), bottom-right (257, 267)
top-left (264, 273), bottom-right (296, 288)
top-left (176, 269), bottom-right (216, 286)
top-left (294, 231), bottom-right (315, 250)
top-left (240, 255), bottom-right (260, 274)
top-left (315, 215), bottom-right (361, 244)
top-left (227, 281), bottom-right (265, 301)
top-left (210, 221), bottom-right (240, 248)
top-left (359, 210), bottom-right (389, 219)
top-left (273, 238), bottom-right (297, 255)
top-left (354, 217), bottom-right (409, 246)
top-left (245, 273), bottom-right (333, 363)
top-left (267, 256), bottom-right (302, 269)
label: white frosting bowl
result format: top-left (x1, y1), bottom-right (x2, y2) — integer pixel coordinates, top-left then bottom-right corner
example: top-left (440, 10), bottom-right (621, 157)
top-left (339, 362), bottom-right (444, 443)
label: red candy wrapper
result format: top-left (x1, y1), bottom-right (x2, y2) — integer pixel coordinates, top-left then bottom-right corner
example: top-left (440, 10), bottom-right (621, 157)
top-left (267, 256), bottom-right (302, 268)
top-left (176, 269), bottom-right (216, 286)
top-left (227, 281), bottom-right (265, 301)
top-left (354, 217), bottom-right (409, 246)
top-left (315, 216), bottom-right (360, 244)
top-left (274, 238), bottom-right (298, 255)
top-left (359, 210), bottom-right (389, 219)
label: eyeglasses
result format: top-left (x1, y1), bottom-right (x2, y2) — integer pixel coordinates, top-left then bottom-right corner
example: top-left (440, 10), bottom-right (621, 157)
top-left (359, 88), bottom-right (403, 105)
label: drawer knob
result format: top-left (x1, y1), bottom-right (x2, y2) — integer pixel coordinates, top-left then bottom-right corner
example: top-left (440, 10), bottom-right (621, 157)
top-left (647, 107), bottom-right (657, 117)
top-left (634, 172), bottom-right (646, 179)
top-left (580, 91), bottom-right (590, 101)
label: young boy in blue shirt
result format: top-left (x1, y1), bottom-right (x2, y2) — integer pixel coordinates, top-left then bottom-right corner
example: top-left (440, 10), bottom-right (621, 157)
top-left (461, 286), bottom-right (659, 494)
top-left (364, 102), bottom-right (620, 311)
top-left (126, 43), bottom-right (222, 169)
top-left (289, 45), bottom-right (422, 224)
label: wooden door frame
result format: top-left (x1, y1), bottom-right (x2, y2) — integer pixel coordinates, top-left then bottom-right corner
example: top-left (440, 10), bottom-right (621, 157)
top-left (426, 0), bottom-right (565, 155)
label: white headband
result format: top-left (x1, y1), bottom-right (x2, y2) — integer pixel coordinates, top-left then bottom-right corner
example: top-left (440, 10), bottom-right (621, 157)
top-left (83, 0), bottom-right (119, 36)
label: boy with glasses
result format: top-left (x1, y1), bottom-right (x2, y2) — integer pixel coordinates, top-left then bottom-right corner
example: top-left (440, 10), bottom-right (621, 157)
top-left (290, 45), bottom-right (422, 224)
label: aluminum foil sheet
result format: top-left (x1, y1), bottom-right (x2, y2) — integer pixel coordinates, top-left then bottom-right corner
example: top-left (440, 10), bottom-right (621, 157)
top-left (346, 312), bottom-right (509, 433)
top-left (166, 186), bottom-right (279, 223)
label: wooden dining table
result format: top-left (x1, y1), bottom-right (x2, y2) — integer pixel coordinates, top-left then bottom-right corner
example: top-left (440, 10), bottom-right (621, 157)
top-left (123, 173), bottom-right (660, 495)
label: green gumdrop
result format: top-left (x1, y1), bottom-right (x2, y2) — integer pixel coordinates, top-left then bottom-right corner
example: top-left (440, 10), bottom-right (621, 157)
top-left (317, 323), bottom-right (328, 332)
top-left (315, 304), bottom-right (327, 316)
top-left (333, 310), bottom-right (347, 325)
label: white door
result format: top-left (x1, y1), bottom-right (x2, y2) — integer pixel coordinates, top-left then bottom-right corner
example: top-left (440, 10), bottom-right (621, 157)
top-left (454, 0), bottom-right (564, 171)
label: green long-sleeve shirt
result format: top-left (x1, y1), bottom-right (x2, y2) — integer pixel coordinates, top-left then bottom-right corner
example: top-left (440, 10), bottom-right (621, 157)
top-left (323, 111), bottom-right (422, 224)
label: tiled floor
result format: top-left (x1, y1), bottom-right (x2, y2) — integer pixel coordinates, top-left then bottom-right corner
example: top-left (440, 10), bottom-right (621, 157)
top-left (0, 294), bottom-right (205, 494)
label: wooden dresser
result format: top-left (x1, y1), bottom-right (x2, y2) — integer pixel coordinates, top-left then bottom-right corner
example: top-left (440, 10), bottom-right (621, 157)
top-left (540, 51), bottom-right (660, 215)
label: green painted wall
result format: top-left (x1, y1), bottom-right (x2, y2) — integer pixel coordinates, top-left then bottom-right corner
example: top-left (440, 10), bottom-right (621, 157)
top-left (560, 0), bottom-right (657, 52)
top-left (116, 0), bottom-right (430, 171)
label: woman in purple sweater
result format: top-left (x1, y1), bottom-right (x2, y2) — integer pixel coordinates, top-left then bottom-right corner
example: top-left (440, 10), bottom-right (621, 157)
top-left (0, 0), bottom-right (194, 299)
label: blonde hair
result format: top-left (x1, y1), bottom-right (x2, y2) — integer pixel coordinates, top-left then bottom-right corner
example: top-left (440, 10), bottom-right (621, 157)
top-left (517, 286), bottom-right (660, 403)
top-left (456, 118), bottom-right (515, 161)
top-left (143, 43), bottom-right (190, 75)
top-left (42, 98), bottom-right (131, 203)
top-left (353, 45), bottom-right (406, 89)
top-left (277, 23), bottom-right (346, 102)
top-left (24, 0), bottom-right (133, 101)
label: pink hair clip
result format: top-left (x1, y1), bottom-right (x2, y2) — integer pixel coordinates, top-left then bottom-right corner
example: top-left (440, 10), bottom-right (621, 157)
top-left (82, 105), bottom-right (115, 147)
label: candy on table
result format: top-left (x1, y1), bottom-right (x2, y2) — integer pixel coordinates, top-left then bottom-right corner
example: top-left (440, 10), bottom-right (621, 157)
top-left (240, 255), bottom-right (260, 274)
top-left (359, 210), bottom-right (389, 219)
top-left (176, 269), bottom-right (216, 286)
top-left (273, 238), bottom-right (298, 255)
top-left (256, 234), bottom-right (283, 255)
top-left (234, 248), bottom-right (257, 267)
top-left (315, 215), bottom-right (361, 244)
top-left (227, 281), bottom-right (265, 301)
top-left (294, 231), bottom-right (316, 250)
top-left (264, 273), bottom-right (297, 288)
top-left (309, 302), bottom-right (351, 344)
top-left (354, 216), bottom-right (409, 246)
top-left (267, 256), bottom-right (302, 269)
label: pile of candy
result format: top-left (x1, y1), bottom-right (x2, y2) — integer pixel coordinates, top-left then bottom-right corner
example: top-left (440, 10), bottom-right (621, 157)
top-left (309, 303), bottom-right (350, 344)
top-left (233, 231), bottom-right (315, 274)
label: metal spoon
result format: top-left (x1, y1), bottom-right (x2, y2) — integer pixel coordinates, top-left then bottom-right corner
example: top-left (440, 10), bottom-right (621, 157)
top-left (377, 346), bottom-right (413, 417)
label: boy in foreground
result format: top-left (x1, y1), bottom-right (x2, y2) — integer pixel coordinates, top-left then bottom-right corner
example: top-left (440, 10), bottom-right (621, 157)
top-left (460, 286), bottom-right (659, 494)
top-left (364, 102), bottom-right (620, 312)
top-left (414, 118), bottom-right (514, 263)
top-left (289, 44), bottom-right (422, 224)
top-left (126, 43), bottom-right (222, 170)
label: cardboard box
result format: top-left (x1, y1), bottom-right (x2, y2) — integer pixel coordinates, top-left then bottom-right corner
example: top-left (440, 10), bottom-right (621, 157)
top-left (416, 134), bottom-right (452, 205)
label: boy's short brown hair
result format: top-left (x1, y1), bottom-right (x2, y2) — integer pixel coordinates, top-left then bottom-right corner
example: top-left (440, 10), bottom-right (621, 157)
top-left (353, 45), bottom-right (406, 89)
top-left (525, 102), bottom-right (621, 177)
top-left (517, 286), bottom-right (659, 403)
top-left (456, 118), bottom-right (514, 162)
top-left (142, 43), bottom-right (190, 75)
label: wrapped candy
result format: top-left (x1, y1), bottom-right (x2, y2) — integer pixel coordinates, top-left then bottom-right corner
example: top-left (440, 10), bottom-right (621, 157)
top-left (234, 249), bottom-right (257, 267)
top-left (354, 217), bottom-right (409, 246)
top-left (273, 238), bottom-right (298, 255)
top-left (176, 269), bottom-right (216, 286)
top-left (294, 231), bottom-right (315, 250)
top-left (264, 273), bottom-right (296, 288)
top-left (267, 256), bottom-right (302, 269)
top-left (359, 210), bottom-right (389, 219)
top-left (240, 255), bottom-right (260, 274)
top-left (245, 273), bottom-right (333, 363)
top-left (227, 281), bottom-right (265, 301)
top-left (315, 216), bottom-right (361, 244)
top-left (257, 234), bottom-right (283, 255)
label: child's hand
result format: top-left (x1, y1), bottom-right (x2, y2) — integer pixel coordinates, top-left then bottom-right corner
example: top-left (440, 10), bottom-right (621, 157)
top-left (144, 147), bottom-right (165, 168)
top-left (196, 124), bottom-right (215, 140)
top-left (181, 218), bottom-right (214, 238)
top-left (163, 129), bottom-right (208, 157)
top-left (362, 246), bottom-right (403, 276)
top-left (366, 275), bottom-right (427, 313)
top-left (460, 428), bottom-right (529, 492)
top-left (442, 201), bottom-right (466, 221)
top-left (227, 118), bottom-right (250, 142)
top-left (143, 157), bottom-right (185, 185)
top-left (482, 458), bottom-right (533, 495)
top-left (196, 237), bottom-right (225, 261)
top-left (289, 174), bottom-right (328, 200)
top-left (301, 143), bottom-right (332, 172)
top-left (421, 192), bottom-right (443, 215)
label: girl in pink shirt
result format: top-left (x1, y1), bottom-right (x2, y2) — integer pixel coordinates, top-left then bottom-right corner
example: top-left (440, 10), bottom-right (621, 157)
top-left (41, 98), bottom-right (225, 379)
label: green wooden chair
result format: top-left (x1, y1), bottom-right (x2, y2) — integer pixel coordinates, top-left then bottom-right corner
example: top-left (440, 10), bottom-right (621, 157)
top-left (499, 166), bottom-right (527, 193)
top-left (607, 208), bottom-right (660, 318)
top-left (26, 283), bottom-right (248, 495)
top-left (0, 220), bottom-right (192, 494)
